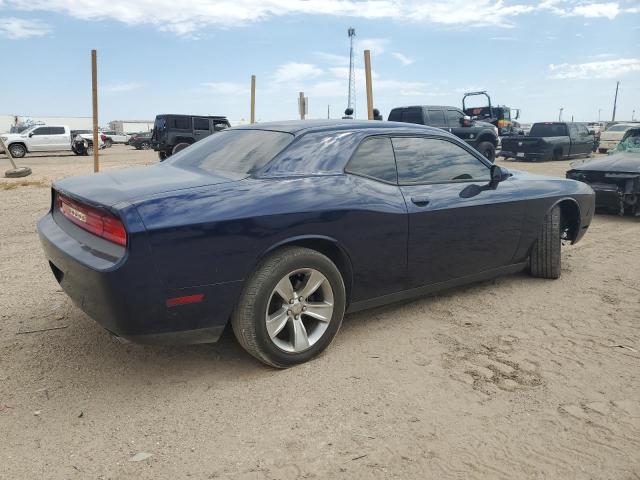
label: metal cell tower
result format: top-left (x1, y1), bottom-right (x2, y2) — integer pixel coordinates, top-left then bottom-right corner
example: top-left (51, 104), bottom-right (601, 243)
top-left (347, 27), bottom-right (356, 118)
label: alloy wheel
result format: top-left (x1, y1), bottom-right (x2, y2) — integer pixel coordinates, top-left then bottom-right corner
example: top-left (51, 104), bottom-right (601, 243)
top-left (265, 268), bottom-right (334, 353)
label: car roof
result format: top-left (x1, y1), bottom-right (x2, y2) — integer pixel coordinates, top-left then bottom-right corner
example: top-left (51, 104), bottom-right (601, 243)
top-left (234, 119), bottom-right (442, 136)
top-left (156, 114), bottom-right (228, 120)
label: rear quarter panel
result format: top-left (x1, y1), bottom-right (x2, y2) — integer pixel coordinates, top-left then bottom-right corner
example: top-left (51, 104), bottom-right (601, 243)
top-left (134, 175), bottom-right (409, 304)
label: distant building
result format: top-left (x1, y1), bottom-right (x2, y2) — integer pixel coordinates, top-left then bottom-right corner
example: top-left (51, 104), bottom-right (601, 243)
top-left (108, 120), bottom-right (154, 134)
top-left (0, 114), bottom-right (93, 133)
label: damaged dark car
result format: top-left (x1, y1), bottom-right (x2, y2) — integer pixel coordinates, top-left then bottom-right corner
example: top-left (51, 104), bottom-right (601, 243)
top-left (567, 127), bottom-right (640, 216)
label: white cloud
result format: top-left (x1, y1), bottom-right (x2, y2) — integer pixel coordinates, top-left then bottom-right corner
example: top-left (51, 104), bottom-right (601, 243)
top-left (571, 2), bottom-right (620, 19)
top-left (357, 37), bottom-right (390, 54)
top-left (548, 58), bottom-right (640, 79)
top-left (391, 52), bottom-right (414, 66)
top-left (201, 82), bottom-right (248, 95)
top-left (315, 52), bottom-right (351, 66)
top-left (3, 0), bottom-right (552, 36)
top-left (272, 62), bottom-right (323, 84)
top-left (0, 17), bottom-right (51, 39)
top-left (102, 82), bottom-right (144, 93)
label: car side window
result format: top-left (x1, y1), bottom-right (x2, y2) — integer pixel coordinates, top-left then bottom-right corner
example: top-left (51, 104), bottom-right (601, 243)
top-left (400, 108), bottom-right (424, 125)
top-left (346, 136), bottom-right (397, 184)
top-left (32, 127), bottom-right (48, 135)
top-left (49, 127), bottom-right (65, 135)
top-left (213, 122), bottom-right (228, 131)
top-left (446, 109), bottom-right (463, 126)
top-left (427, 110), bottom-right (447, 127)
top-left (568, 124), bottom-right (579, 138)
top-left (392, 137), bottom-right (490, 184)
top-left (172, 117), bottom-right (191, 130)
top-left (193, 117), bottom-right (210, 131)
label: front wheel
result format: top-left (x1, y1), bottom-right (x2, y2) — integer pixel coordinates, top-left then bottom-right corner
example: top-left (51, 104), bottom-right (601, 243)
top-left (8, 144), bottom-right (26, 158)
top-left (529, 206), bottom-right (561, 279)
top-left (477, 141), bottom-right (496, 162)
top-left (232, 247), bottom-right (346, 368)
top-left (140, 142), bottom-right (151, 150)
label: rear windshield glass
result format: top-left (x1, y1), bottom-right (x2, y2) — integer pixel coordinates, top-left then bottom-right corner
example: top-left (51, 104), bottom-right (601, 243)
top-left (154, 117), bottom-right (166, 129)
top-left (530, 123), bottom-right (567, 137)
top-left (168, 129), bottom-right (294, 176)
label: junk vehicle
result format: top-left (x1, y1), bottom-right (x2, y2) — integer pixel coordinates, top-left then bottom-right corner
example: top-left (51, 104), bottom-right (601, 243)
top-left (500, 122), bottom-right (594, 161)
top-left (388, 105), bottom-right (499, 161)
top-left (567, 127), bottom-right (640, 216)
top-left (151, 114), bottom-right (230, 160)
top-left (1, 125), bottom-right (103, 158)
top-left (462, 91), bottom-right (520, 136)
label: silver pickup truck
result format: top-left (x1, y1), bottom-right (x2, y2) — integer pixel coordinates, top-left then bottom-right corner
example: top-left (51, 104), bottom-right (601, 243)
top-left (1, 125), bottom-right (104, 158)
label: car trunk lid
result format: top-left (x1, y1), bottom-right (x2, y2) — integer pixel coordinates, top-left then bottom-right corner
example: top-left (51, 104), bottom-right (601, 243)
top-left (53, 164), bottom-right (244, 208)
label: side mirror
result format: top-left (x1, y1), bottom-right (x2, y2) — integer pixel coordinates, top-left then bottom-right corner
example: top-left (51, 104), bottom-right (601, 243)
top-left (28, 132), bottom-right (34, 137)
top-left (460, 116), bottom-right (472, 127)
top-left (490, 165), bottom-right (510, 184)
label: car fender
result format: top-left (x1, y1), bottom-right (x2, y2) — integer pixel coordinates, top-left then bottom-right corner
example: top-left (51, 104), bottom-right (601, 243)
top-left (257, 234), bottom-right (355, 300)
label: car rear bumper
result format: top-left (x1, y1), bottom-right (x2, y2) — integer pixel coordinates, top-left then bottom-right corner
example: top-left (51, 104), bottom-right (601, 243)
top-left (37, 212), bottom-right (239, 344)
top-left (501, 150), bottom-right (548, 161)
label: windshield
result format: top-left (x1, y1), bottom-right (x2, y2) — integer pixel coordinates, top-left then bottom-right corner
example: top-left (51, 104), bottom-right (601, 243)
top-left (530, 123), bottom-right (567, 137)
top-left (615, 132), bottom-right (640, 152)
top-left (606, 124), bottom-right (632, 132)
top-left (168, 129), bottom-right (294, 176)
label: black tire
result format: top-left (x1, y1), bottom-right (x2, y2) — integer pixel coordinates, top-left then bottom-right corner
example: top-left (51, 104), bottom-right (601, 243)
top-left (140, 142), bottom-right (151, 150)
top-left (530, 206), bottom-right (561, 279)
top-left (158, 151), bottom-right (168, 161)
top-left (8, 143), bottom-right (26, 158)
top-left (172, 142), bottom-right (190, 155)
top-left (5, 166), bottom-right (32, 178)
top-left (477, 141), bottom-right (496, 162)
top-left (231, 247), bottom-right (346, 368)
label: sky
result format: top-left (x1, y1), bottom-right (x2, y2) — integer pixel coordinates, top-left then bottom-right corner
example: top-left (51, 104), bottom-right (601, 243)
top-left (0, 0), bottom-right (639, 125)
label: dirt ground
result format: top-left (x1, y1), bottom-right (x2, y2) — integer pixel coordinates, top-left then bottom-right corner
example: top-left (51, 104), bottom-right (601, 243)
top-left (1, 145), bottom-right (639, 479)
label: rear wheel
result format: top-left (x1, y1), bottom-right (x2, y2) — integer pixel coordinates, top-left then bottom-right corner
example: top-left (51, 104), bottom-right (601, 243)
top-left (477, 141), bottom-right (496, 162)
top-left (529, 206), bottom-right (561, 279)
top-left (140, 141), bottom-right (151, 150)
top-left (232, 247), bottom-right (346, 368)
top-left (172, 142), bottom-right (190, 155)
top-left (8, 143), bottom-right (26, 158)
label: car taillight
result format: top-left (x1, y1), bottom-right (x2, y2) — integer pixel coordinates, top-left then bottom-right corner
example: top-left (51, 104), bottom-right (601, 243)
top-left (56, 192), bottom-right (127, 246)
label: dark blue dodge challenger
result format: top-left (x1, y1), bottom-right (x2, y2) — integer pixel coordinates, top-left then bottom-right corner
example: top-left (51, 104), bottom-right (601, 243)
top-left (38, 120), bottom-right (595, 367)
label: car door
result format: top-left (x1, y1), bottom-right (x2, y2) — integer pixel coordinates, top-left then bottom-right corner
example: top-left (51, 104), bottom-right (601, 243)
top-left (344, 135), bottom-right (409, 298)
top-left (27, 127), bottom-right (50, 151)
top-left (425, 108), bottom-right (447, 133)
top-left (391, 135), bottom-right (525, 288)
top-left (193, 117), bottom-right (211, 142)
top-left (48, 126), bottom-right (68, 150)
top-left (446, 108), bottom-right (474, 142)
top-left (577, 124), bottom-right (594, 154)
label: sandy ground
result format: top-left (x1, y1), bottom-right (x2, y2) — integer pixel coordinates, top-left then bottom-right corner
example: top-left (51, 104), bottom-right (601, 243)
top-left (1, 146), bottom-right (639, 479)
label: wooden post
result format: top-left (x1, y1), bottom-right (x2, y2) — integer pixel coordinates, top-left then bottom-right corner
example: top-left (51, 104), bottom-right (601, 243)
top-left (91, 49), bottom-right (99, 172)
top-left (364, 50), bottom-right (374, 120)
top-left (299, 92), bottom-right (306, 120)
top-left (250, 75), bottom-right (256, 124)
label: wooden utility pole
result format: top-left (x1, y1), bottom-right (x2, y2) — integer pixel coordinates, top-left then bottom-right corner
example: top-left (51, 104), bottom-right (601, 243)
top-left (91, 49), bottom-right (99, 173)
top-left (612, 81), bottom-right (619, 122)
top-left (250, 75), bottom-right (256, 124)
top-left (299, 92), bottom-right (306, 120)
top-left (364, 50), bottom-right (374, 120)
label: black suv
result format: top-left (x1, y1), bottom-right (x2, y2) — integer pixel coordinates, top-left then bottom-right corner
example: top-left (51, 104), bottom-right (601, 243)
top-left (388, 106), bottom-right (499, 161)
top-left (151, 114), bottom-right (230, 160)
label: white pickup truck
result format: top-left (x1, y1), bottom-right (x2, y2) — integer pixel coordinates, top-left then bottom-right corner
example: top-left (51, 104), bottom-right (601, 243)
top-left (1, 125), bottom-right (103, 158)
